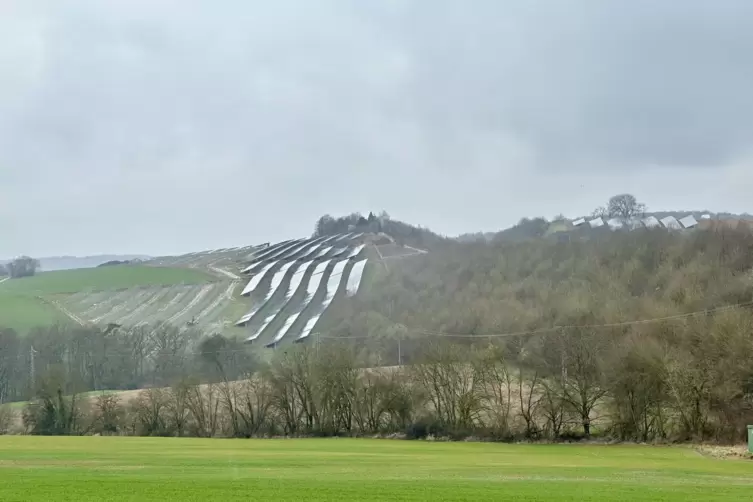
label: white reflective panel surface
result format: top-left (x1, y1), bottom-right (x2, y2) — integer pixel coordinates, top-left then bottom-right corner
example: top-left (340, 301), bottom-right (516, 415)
top-left (679, 215), bottom-right (698, 228)
top-left (246, 312), bottom-right (277, 342)
top-left (266, 312), bottom-right (301, 347)
top-left (313, 246), bottom-right (333, 259)
top-left (346, 244), bottom-right (365, 259)
top-left (241, 261), bottom-right (277, 295)
top-left (263, 239), bottom-right (309, 262)
top-left (322, 234), bottom-right (345, 244)
top-left (296, 314), bottom-right (321, 341)
top-left (294, 260), bottom-right (350, 341)
top-left (236, 262), bottom-right (296, 325)
top-left (297, 242), bottom-right (327, 260)
top-left (660, 216), bottom-right (682, 229)
top-left (276, 238), bottom-right (325, 261)
top-left (324, 260), bottom-right (348, 303)
top-left (249, 239), bottom-right (296, 263)
top-left (606, 218), bottom-right (624, 230)
top-left (306, 261), bottom-right (330, 297)
top-left (330, 246), bottom-right (349, 258)
top-left (267, 262), bottom-right (296, 294)
top-left (264, 261), bottom-right (330, 340)
top-left (286, 260), bottom-right (315, 301)
top-left (346, 259), bottom-right (367, 296)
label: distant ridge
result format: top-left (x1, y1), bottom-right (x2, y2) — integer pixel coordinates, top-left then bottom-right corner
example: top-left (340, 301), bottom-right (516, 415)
top-left (0, 255), bottom-right (151, 272)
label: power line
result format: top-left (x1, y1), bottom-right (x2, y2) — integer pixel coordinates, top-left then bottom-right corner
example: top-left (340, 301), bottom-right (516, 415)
top-left (13, 301), bottom-right (753, 355)
top-left (319, 300), bottom-right (753, 340)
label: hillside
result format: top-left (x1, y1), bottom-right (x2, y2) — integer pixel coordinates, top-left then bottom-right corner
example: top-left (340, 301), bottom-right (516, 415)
top-left (0, 265), bottom-right (218, 333)
top-left (4, 210), bottom-right (752, 342)
top-left (322, 225), bottom-right (753, 355)
top-left (0, 223), bottom-right (425, 342)
top-left (3, 214), bottom-right (753, 442)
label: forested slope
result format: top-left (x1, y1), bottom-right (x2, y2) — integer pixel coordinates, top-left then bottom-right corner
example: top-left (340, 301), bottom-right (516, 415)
top-left (315, 225), bottom-right (753, 441)
top-left (329, 227), bottom-right (753, 340)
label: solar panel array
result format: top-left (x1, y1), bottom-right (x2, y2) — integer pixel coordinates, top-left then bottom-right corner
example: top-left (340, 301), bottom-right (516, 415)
top-left (574, 214), bottom-right (706, 231)
top-left (245, 260), bottom-right (317, 342)
top-left (236, 233), bottom-right (368, 347)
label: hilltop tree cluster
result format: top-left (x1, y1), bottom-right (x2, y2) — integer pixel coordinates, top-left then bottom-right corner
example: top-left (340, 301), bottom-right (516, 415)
top-left (0, 256), bottom-right (39, 279)
top-left (314, 211), bottom-right (450, 250)
top-left (591, 193), bottom-right (647, 222)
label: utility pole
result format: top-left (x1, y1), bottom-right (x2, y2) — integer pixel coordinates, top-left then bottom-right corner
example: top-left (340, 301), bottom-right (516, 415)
top-left (559, 328), bottom-right (567, 383)
top-left (30, 345), bottom-right (36, 391)
top-left (397, 337), bottom-right (402, 366)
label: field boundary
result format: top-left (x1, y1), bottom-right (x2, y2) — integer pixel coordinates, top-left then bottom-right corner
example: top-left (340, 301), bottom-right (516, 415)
top-left (36, 296), bottom-right (86, 326)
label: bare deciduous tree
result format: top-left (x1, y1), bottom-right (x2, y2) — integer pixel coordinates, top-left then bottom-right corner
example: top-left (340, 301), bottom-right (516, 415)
top-left (607, 193), bottom-right (646, 222)
top-left (557, 330), bottom-right (610, 437)
top-left (91, 393), bottom-right (124, 435)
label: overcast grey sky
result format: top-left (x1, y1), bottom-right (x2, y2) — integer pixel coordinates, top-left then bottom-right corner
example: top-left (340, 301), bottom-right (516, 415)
top-left (2, 0), bottom-right (753, 257)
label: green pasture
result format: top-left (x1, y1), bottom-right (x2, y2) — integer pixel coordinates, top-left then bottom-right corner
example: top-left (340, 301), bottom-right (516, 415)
top-left (0, 295), bottom-right (71, 332)
top-left (0, 265), bottom-right (214, 296)
top-left (0, 437), bottom-right (750, 501)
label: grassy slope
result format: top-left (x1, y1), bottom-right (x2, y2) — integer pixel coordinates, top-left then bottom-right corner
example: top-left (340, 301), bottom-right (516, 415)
top-left (0, 266), bottom-right (215, 333)
top-left (0, 295), bottom-right (70, 332)
top-left (0, 265), bottom-right (214, 295)
top-left (0, 438), bottom-right (750, 501)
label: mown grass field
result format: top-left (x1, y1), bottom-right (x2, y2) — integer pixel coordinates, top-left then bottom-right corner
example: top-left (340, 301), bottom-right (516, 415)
top-left (0, 294), bottom-right (71, 332)
top-left (0, 265), bottom-right (214, 296)
top-left (0, 437), bottom-right (750, 501)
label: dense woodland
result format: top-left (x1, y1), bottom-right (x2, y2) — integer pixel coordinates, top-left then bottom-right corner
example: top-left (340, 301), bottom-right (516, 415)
top-left (2, 214), bottom-right (753, 443)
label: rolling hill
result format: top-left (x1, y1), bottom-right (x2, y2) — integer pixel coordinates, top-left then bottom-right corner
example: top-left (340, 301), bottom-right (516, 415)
top-left (0, 230), bottom-right (423, 349)
top-left (3, 211), bottom-right (753, 444)
top-left (0, 254), bottom-right (151, 272)
top-left (3, 209), bottom-right (752, 348)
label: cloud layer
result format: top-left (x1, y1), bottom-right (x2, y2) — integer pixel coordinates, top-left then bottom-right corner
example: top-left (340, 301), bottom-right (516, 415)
top-left (2, 0), bottom-right (752, 256)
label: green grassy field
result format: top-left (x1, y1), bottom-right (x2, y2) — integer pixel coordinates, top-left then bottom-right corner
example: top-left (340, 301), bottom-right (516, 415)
top-left (0, 266), bottom-right (217, 333)
top-left (0, 437), bottom-right (750, 501)
top-left (0, 295), bottom-right (71, 332)
top-left (0, 265), bottom-right (214, 296)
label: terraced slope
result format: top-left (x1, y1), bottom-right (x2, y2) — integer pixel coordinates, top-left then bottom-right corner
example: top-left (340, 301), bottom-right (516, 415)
top-left (0, 233), bottom-right (421, 341)
top-left (0, 265), bottom-right (216, 333)
top-left (0, 265), bottom-right (212, 295)
top-left (233, 233), bottom-right (384, 348)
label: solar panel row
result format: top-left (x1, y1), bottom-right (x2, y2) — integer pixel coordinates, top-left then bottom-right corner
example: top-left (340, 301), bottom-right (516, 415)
top-left (575, 215), bottom-right (701, 231)
top-left (235, 233), bottom-right (370, 346)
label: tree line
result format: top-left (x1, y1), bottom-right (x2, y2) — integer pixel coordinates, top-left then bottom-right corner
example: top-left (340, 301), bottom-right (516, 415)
top-left (313, 211), bottom-right (451, 251)
top-left (0, 256), bottom-right (40, 279)
top-left (0, 324), bottom-right (258, 406)
top-left (1, 312), bottom-right (752, 443)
